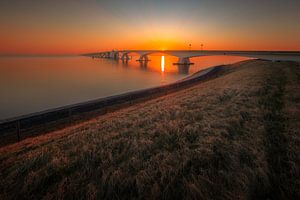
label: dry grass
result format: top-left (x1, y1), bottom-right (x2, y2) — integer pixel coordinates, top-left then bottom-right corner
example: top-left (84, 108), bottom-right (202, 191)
top-left (0, 60), bottom-right (299, 200)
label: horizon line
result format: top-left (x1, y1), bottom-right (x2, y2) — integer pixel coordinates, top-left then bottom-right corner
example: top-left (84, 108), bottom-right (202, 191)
top-left (2, 49), bottom-right (300, 57)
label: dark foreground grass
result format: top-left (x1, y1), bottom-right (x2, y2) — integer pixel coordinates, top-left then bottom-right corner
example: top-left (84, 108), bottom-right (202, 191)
top-left (256, 63), bottom-right (299, 199)
top-left (0, 60), bottom-right (299, 200)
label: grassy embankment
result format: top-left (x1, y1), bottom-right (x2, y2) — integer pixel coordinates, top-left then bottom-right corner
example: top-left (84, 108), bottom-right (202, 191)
top-left (0, 59), bottom-right (299, 199)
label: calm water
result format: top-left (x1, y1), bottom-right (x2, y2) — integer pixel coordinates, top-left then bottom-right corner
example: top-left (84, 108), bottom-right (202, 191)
top-left (0, 55), bottom-right (249, 120)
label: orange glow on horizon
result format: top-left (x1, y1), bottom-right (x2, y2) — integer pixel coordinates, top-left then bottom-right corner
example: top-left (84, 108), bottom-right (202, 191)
top-left (1, 18), bottom-right (299, 55)
top-left (1, 29), bottom-right (299, 54)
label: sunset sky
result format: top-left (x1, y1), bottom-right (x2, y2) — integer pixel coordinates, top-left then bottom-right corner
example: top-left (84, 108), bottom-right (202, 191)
top-left (0, 0), bottom-right (300, 54)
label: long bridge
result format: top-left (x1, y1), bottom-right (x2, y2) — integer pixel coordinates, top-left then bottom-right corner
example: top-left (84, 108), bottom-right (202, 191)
top-left (85, 50), bottom-right (300, 65)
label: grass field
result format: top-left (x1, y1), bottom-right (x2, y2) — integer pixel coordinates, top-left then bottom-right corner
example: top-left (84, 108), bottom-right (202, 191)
top-left (0, 59), bottom-right (299, 200)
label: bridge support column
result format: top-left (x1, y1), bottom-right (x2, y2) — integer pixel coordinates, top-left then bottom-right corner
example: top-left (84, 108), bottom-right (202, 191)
top-left (173, 57), bottom-right (194, 65)
top-left (177, 65), bottom-right (190, 74)
top-left (105, 52), bottom-right (110, 58)
top-left (111, 52), bottom-right (119, 59)
top-left (136, 55), bottom-right (151, 62)
top-left (121, 53), bottom-right (130, 61)
top-left (108, 51), bottom-right (114, 59)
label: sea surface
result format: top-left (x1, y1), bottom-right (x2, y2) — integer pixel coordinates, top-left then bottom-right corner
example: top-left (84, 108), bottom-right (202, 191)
top-left (0, 55), bottom-right (250, 120)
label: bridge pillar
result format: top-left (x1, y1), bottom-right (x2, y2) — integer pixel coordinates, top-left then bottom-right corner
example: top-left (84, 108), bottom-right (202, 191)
top-left (109, 51), bottom-right (114, 59)
top-left (136, 54), bottom-right (151, 62)
top-left (173, 57), bottom-right (194, 65)
top-left (177, 65), bottom-right (190, 74)
top-left (105, 52), bottom-right (110, 58)
top-left (121, 53), bottom-right (130, 61)
top-left (111, 51), bottom-right (119, 59)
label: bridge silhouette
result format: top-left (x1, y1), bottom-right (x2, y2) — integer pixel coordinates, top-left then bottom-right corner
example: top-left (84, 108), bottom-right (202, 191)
top-left (85, 50), bottom-right (300, 65)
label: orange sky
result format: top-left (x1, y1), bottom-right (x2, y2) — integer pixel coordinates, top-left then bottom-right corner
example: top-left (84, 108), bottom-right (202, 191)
top-left (0, 0), bottom-right (299, 54)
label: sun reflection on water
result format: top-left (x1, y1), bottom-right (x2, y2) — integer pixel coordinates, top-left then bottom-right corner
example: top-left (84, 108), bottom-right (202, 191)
top-left (160, 55), bottom-right (166, 84)
top-left (161, 55), bottom-right (165, 72)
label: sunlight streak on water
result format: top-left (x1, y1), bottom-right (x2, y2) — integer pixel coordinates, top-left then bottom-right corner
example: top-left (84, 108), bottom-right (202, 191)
top-left (161, 55), bottom-right (165, 72)
top-left (160, 56), bottom-right (166, 84)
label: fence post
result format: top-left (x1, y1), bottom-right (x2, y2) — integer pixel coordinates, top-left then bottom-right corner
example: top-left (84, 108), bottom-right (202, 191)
top-left (16, 120), bottom-right (20, 141)
top-left (68, 109), bottom-right (72, 124)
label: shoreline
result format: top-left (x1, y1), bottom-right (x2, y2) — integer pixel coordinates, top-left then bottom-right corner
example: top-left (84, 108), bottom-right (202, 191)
top-left (0, 64), bottom-right (223, 146)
